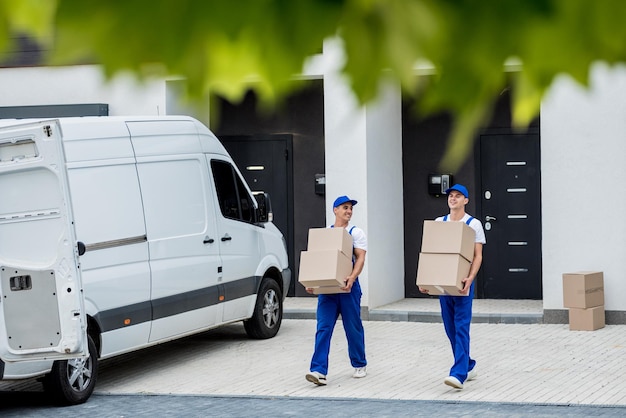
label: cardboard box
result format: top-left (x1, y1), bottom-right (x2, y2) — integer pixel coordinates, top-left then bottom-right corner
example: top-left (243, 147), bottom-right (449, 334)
top-left (569, 306), bottom-right (605, 331)
top-left (307, 227), bottom-right (353, 258)
top-left (421, 220), bottom-right (475, 262)
top-left (312, 286), bottom-right (349, 295)
top-left (562, 271), bottom-right (604, 308)
top-left (298, 249), bottom-right (352, 288)
top-left (416, 253), bottom-right (471, 296)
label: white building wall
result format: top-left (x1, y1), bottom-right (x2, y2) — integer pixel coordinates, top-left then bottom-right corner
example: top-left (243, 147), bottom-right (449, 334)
top-left (0, 65), bottom-right (165, 115)
top-left (541, 62), bottom-right (626, 311)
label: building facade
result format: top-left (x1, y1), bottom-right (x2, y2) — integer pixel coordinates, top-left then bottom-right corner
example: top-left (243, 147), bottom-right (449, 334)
top-left (1, 41), bottom-right (625, 322)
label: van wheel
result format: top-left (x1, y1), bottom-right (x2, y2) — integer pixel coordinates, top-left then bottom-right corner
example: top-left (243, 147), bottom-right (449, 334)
top-left (43, 335), bottom-right (98, 405)
top-left (244, 279), bottom-right (283, 339)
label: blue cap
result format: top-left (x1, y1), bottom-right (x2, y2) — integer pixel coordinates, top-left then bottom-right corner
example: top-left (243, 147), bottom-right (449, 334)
top-left (445, 184), bottom-right (469, 198)
top-left (333, 195), bottom-right (358, 208)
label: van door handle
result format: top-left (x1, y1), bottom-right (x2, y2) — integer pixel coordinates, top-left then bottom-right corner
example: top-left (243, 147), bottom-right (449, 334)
top-left (203, 237), bottom-right (215, 244)
top-left (221, 235), bottom-right (232, 242)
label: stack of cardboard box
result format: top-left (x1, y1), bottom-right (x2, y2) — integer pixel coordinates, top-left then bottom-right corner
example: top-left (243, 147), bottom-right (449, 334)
top-left (416, 220), bottom-right (475, 296)
top-left (562, 271), bottom-right (605, 331)
top-left (298, 228), bottom-right (353, 294)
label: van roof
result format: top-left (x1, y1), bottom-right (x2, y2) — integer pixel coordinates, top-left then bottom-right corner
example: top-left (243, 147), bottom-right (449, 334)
top-left (0, 115), bottom-right (230, 161)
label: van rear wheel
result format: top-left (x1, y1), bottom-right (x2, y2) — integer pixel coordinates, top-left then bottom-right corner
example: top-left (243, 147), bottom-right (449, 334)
top-left (43, 335), bottom-right (98, 405)
top-left (244, 279), bottom-right (283, 339)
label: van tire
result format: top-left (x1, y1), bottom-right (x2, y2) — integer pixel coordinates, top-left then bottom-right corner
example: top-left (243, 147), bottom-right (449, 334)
top-left (43, 335), bottom-right (98, 405)
top-left (244, 279), bottom-right (283, 339)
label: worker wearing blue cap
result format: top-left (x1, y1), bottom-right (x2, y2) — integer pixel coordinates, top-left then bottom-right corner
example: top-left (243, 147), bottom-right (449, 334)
top-left (419, 184), bottom-right (486, 390)
top-left (305, 195), bottom-right (368, 386)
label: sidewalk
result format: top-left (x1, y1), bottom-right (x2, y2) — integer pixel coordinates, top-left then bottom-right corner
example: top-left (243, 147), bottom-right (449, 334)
top-left (284, 296), bottom-right (545, 324)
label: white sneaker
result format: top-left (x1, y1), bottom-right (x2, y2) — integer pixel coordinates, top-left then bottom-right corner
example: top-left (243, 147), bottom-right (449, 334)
top-left (306, 371), bottom-right (327, 386)
top-left (444, 376), bottom-right (464, 389)
top-left (353, 367), bottom-right (367, 378)
top-left (467, 368), bottom-right (478, 381)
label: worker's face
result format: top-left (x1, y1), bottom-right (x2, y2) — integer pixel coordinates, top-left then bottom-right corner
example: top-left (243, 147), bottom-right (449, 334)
top-left (334, 203), bottom-right (353, 222)
top-left (447, 190), bottom-right (468, 210)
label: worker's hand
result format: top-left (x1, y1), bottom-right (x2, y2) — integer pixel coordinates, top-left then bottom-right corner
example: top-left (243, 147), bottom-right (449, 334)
top-left (340, 277), bottom-right (355, 292)
top-left (305, 287), bottom-right (315, 294)
top-left (460, 277), bottom-right (474, 295)
top-left (418, 286), bottom-right (430, 295)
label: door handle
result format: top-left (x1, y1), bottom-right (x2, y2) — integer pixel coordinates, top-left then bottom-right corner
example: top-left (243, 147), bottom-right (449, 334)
top-left (221, 235), bottom-right (232, 242)
top-left (203, 237), bottom-right (215, 244)
top-left (485, 215), bottom-right (497, 221)
top-left (77, 241), bottom-right (86, 256)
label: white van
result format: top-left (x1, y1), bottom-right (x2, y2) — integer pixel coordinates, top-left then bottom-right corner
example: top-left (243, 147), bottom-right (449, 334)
top-left (0, 116), bottom-right (291, 404)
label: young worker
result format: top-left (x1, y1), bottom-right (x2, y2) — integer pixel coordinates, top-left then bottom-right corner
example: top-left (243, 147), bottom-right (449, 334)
top-left (305, 195), bottom-right (367, 386)
top-left (419, 184), bottom-right (486, 390)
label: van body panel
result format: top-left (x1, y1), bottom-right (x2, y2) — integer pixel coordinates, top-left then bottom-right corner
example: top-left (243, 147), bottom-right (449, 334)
top-left (2, 359), bottom-right (53, 379)
top-left (56, 117), bottom-right (134, 164)
top-left (222, 293), bottom-right (257, 322)
top-left (195, 128), bottom-right (231, 156)
top-left (133, 154), bottom-right (223, 342)
top-left (98, 322), bottom-right (153, 359)
top-left (0, 120), bottom-right (87, 362)
top-left (66, 155), bottom-right (152, 349)
top-left (148, 305), bottom-right (222, 344)
top-left (127, 120), bottom-right (203, 157)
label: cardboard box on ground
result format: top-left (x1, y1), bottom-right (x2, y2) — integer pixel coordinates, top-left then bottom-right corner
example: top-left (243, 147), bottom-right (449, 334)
top-left (416, 221), bottom-right (475, 296)
top-left (563, 271), bottom-right (605, 331)
top-left (298, 228), bottom-right (353, 294)
top-left (569, 306), bottom-right (605, 331)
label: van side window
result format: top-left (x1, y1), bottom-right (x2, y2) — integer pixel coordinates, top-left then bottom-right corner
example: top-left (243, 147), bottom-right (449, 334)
top-left (211, 160), bottom-right (255, 223)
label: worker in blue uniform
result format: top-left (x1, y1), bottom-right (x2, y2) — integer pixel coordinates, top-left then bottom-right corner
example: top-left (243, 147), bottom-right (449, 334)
top-left (305, 195), bottom-right (368, 386)
top-left (419, 184), bottom-right (486, 390)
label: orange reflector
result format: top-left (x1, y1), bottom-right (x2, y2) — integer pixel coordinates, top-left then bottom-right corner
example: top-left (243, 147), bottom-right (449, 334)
top-left (219, 295), bottom-right (225, 301)
top-left (124, 318), bottom-right (131, 325)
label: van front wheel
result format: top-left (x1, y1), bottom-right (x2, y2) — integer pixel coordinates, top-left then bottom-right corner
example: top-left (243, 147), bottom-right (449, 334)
top-left (244, 279), bottom-right (283, 339)
top-left (43, 335), bottom-right (98, 405)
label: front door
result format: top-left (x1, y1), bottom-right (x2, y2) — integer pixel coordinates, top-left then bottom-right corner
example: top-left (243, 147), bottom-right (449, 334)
top-left (220, 135), bottom-right (295, 295)
top-left (478, 130), bottom-right (542, 299)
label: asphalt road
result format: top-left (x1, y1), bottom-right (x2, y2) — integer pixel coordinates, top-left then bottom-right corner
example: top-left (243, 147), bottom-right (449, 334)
top-left (1, 392), bottom-right (626, 417)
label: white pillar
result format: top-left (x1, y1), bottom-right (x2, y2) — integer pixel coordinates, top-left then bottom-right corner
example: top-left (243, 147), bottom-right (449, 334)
top-left (314, 40), bottom-right (405, 309)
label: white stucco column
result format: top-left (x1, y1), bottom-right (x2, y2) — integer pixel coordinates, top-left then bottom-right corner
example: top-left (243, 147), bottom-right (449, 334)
top-left (306, 39), bottom-right (405, 309)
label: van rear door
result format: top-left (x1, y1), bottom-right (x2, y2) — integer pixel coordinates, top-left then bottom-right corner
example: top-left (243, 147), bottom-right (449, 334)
top-left (0, 120), bottom-right (88, 362)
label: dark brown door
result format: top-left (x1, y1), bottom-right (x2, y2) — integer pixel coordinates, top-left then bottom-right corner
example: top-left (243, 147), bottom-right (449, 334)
top-left (220, 135), bottom-right (295, 295)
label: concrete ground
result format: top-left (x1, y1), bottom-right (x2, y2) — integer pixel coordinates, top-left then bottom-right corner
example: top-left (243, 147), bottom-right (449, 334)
top-left (1, 297), bottom-right (625, 416)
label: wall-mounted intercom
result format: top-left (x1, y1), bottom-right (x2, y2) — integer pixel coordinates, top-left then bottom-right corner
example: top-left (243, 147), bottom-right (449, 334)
top-left (315, 173), bottom-right (325, 195)
top-left (428, 173), bottom-right (453, 196)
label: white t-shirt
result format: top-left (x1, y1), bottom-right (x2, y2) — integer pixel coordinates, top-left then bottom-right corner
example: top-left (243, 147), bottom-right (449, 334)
top-left (435, 213), bottom-right (486, 245)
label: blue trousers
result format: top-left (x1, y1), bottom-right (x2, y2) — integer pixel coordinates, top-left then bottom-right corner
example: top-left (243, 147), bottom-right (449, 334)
top-left (310, 280), bottom-right (366, 375)
top-left (439, 282), bottom-right (476, 382)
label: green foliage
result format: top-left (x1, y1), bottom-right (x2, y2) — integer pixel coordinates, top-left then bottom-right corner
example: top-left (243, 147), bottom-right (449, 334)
top-left (0, 0), bottom-right (56, 49)
top-left (2, 0), bottom-right (626, 170)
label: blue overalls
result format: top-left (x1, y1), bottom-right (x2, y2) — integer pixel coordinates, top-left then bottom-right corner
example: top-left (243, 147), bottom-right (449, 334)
top-left (439, 215), bottom-right (476, 383)
top-left (310, 226), bottom-right (367, 376)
